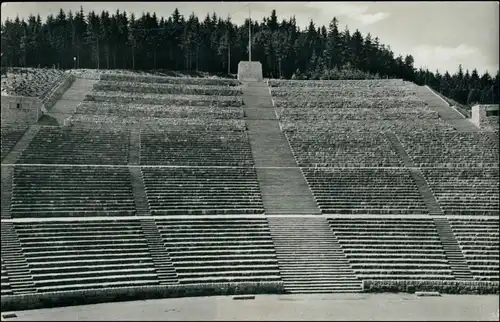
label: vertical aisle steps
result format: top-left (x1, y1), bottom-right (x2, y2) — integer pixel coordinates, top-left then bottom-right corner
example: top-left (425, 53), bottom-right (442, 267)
top-left (139, 218), bottom-right (179, 285)
top-left (0, 222), bottom-right (37, 294)
top-left (1, 166), bottom-right (14, 219)
top-left (415, 85), bottom-right (479, 132)
top-left (1, 125), bottom-right (40, 165)
top-left (385, 132), bottom-right (444, 216)
top-left (433, 218), bottom-right (474, 280)
top-left (267, 217), bottom-right (362, 293)
top-left (129, 167), bottom-right (150, 216)
top-left (242, 81), bottom-right (320, 216)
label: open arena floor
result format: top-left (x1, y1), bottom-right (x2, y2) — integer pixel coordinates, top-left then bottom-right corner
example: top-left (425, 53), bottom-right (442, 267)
top-left (2, 293), bottom-right (499, 321)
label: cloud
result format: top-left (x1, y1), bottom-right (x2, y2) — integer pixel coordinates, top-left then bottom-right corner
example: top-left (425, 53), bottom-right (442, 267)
top-left (412, 43), bottom-right (499, 74)
top-left (413, 44), bottom-right (478, 62)
top-left (303, 2), bottom-right (390, 25)
top-left (358, 12), bottom-right (390, 25)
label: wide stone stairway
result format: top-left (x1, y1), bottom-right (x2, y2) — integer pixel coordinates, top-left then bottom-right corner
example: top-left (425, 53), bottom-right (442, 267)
top-left (415, 86), bottom-right (479, 132)
top-left (267, 217), bottom-right (362, 293)
top-left (242, 81), bottom-right (320, 216)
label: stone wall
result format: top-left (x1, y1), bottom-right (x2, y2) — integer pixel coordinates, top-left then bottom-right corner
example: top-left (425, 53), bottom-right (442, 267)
top-left (471, 104), bottom-right (499, 130)
top-left (1, 95), bottom-right (42, 127)
top-left (238, 61), bottom-right (263, 82)
top-left (43, 74), bottom-right (76, 111)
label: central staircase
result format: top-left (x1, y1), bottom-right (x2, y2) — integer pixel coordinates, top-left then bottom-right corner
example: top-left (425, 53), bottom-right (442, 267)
top-left (433, 218), bottom-right (474, 280)
top-left (267, 217), bottom-right (362, 293)
top-left (242, 81), bottom-right (320, 216)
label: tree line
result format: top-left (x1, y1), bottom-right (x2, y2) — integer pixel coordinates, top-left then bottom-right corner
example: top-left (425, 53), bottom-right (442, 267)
top-left (1, 7), bottom-right (498, 106)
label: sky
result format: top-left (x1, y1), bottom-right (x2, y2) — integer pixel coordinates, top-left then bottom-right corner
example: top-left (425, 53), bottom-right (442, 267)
top-left (1, 1), bottom-right (499, 75)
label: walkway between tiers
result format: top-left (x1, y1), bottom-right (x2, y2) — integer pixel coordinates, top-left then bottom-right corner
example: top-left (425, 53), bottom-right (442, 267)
top-left (415, 86), bottom-right (479, 132)
top-left (242, 81), bottom-right (320, 216)
top-left (40, 78), bottom-right (97, 126)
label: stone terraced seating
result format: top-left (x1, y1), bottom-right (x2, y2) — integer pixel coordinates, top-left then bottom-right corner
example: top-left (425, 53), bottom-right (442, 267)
top-left (65, 115), bottom-right (246, 132)
top-left (94, 81), bottom-right (242, 96)
top-left (1, 68), bottom-right (66, 98)
top-left (140, 130), bottom-right (254, 166)
top-left (281, 119), bottom-right (456, 133)
top-left (303, 168), bottom-right (428, 215)
top-left (268, 79), bottom-right (407, 88)
top-left (422, 168), bottom-right (499, 215)
top-left (17, 126), bottom-right (130, 165)
top-left (155, 218), bottom-right (280, 284)
top-left (75, 102), bottom-right (244, 119)
top-left (85, 91), bottom-right (243, 107)
top-left (142, 167), bottom-right (265, 215)
top-left (1, 126), bottom-right (27, 160)
top-left (448, 218), bottom-right (499, 281)
top-left (286, 132), bottom-right (403, 167)
top-left (271, 85), bottom-right (417, 98)
top-left (274, 97), bottom-right (428, 110)
top-left (275, 107), bottom-right (439, 121)
top-left (100, 73), bottom-right (241, 86)
top-left (1, 258), bottom-right (13, 296)
top-left (397, 132), bottom-right (499, 167)
top-left (12, 220), bottom-right (160, 292)
top-left (328, 218), bottom-right (454, 280)
top-left (10, 166), bottom-right (137, 218)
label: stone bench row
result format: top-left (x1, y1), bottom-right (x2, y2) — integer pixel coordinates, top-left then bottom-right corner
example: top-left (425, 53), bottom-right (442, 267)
top-left (76, 102), bottom-right (244, 119)
top-left (274, 97), bottom-right (428, 110)
top-left (66, 115), bottom-right (247, 132)
top-left (281, 119), bottom-right (456, 133)
top-left (286, 132), bottom-right (403, 167)
top-left (270, 86), bottom-right (417, 98)
top-left (328, 218), bottom-right (455, 280)
top-left (268, 79), bottom-right (408, 88)
top-left (1, 127), bottom-right (27, 160)
top-left (100, 73), bottom-right (241, 86)
top-left (397, 132), bottom-right (499, 167)
top-left (86, 91), bottom-right (244, 108)
top-left (276, 107), bottom-right (440, 121)
top-left (422, 168), bottom-right (499, 215)
top-left (94, 80), bottom-right (242, 96)
top-left (449, 218), bottom-right (499, 281)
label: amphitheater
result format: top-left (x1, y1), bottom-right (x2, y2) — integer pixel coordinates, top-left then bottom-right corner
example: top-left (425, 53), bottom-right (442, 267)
top-left (0, 63), bottom-right (499, 318)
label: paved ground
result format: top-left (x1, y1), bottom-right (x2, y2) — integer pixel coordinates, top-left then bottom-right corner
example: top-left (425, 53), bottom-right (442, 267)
top-left (2, 293), bottom-right (498, 321)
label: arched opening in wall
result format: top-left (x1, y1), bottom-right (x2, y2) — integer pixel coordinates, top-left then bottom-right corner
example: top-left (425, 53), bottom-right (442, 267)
top-left (16, 103), bottom-right (21, 109)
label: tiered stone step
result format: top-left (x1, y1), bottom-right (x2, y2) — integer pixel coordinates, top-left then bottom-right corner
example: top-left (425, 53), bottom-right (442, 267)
top-left (328, 218), bottom-right (455, 280)
top-left (414, 86), bottom-right (479, 131)
top-left (12, 220), bottom-right (161, 293)
top-left (128, 130), bottom-right (141, 165)
top-left (1, 257), bottom-right (14, 296)
top-left (433, 218), bottom-right (473, 280)
top-left (268, 217), bottom-right (361, 293)
top-left (140, 219), bottom-right (179, 285)
top-left (448, 218), bottom-right (499, 281)
top-left (303, 168), bottom-right (428, 215)
top-left (256, 168), bottom-right (320, 215)
top-left (1, 125), bottom-right (40, 165)
top-left (407, 168), bottom-right (444, 216)
top-left (1, 126), bottom-right (27, 161)
top-left (156, 218), bottom-right (281, 284)
top-left (17, 126), bottom-right (130, 165)
top-left (287, 132), bottom-right (404, 167)
top-left (129, 167), bottom-right (150, 216)
top-left (142, 167), bottom-right (264, 215)
top-left (10, 166), bottom-right (137, 217)
top-left (421, 168), bottom-right (499, 215)
top-left (140, 130), bottom-right (254, 166)
top-left (1, 222), bottom-right (36, 295)
top-left (397, 132), bottom-right (499, 167)
top-left (1, 166), bottom-right (14, 219)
